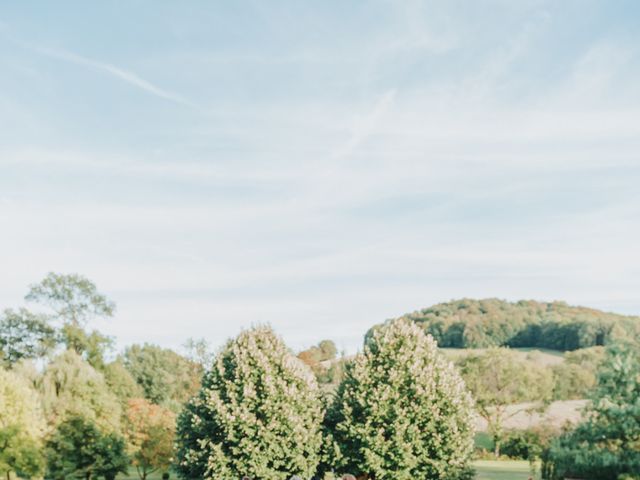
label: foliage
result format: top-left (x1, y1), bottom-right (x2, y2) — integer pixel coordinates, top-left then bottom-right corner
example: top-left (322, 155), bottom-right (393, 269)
top-left (298, 340), bottom-right (338, 366)
top-left (370, 298), bottom-right (640, 350)
top-left (0, 308), bottom-right (57, 366)
top-left (25, 272), bottom-right (115, 365)
top-left (45, 415), bottom-right (129, 480)
top-left (26, 272), bottom-right (115, 326)
top-left (500, 426), bottom-right (557, 461)
top-left (542, 344), bottom-right (640, 479)
top-left (0, 425), bottom-right (44, 480)
top-left (103, 359), bottom-right (145, 406)
top-left (39, 350), bottom-right (122, 433)
top-left (0, 368), bottom-right (46, 479)
top-left (457, 348), bottom-right (554, 456)
top-left (552, 347), bottom-right (606, 400)
top-left (124, 398), bottom-right (176, 480)
top-left (298, 340), bottom-right (344, 389)
top-left (327, 319), bottom-right (475, 480)
top-left (176, 326), bottom-right (323, 480)
top-left (124, 344), bottom-right (201, 411)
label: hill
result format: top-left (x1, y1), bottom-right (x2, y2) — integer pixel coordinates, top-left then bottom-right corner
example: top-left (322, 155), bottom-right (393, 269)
top-left (368, 298), bottom-right (640, 351)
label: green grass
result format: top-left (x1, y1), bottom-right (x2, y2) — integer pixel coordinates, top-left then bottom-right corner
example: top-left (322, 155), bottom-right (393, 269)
top-left (472, 460), bottom-right (537, 480)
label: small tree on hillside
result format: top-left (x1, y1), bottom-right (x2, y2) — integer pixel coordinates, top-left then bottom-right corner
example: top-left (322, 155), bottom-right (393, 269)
top-left (125, 398), bottom-right (176, 480)
top-left (327, 319), bottom-right (475, 480)
top-left (176, 326), bottom-right (323, 480)
top-left (456, 348), bottom-right (554, 457)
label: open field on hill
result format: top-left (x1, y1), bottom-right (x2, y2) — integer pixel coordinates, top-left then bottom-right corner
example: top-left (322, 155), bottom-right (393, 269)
top-left (474, 399), bottom-right (587, 431)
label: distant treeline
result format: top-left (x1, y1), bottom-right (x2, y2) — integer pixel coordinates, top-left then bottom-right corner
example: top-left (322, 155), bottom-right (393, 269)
top-left (371, 298), bottom-right (640, 350)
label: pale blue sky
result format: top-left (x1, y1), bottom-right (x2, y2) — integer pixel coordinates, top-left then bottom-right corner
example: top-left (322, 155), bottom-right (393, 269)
top-left (1, 1), bottom-right (639, 354)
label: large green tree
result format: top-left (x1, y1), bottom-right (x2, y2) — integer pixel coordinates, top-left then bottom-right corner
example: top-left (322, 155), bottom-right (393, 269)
top-left (39, 350), bottom-right (122, 433)
top-left (327, 319), bottom-right (475, 480)
top-left (0, 368), bottom-right (46, 480)
top-left (456, 348), bottom-right (554, 456)
top-left (26, 273), bottom-right (114, 366)
top-left (176, 326), bottom-right (323, 480)
top-left (123, 344), bottom-right (201, 411)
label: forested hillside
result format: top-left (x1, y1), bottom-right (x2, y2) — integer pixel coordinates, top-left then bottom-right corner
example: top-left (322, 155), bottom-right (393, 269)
top-left (369, 298), bottom-right (640, 350)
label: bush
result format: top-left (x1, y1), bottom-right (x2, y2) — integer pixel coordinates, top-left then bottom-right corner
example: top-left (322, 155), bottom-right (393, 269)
top-left (176, 326), bottom-right (323, 479)
top-left (501, 426), bottom-right (557, 461)
top-left (326, 319), bottom-right (475, 479)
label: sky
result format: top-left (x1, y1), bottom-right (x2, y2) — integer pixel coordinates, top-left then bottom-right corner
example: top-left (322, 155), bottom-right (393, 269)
top-left (1, 1), bottom-right (639, 355)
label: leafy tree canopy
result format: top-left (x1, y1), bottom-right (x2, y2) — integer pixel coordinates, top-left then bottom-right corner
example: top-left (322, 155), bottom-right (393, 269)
top-left (123, 344), bottom-right (201, 411)
top-left (39, 350), bottom-right (122, 433)
top-left (25, 273), bottom-right (115, 364)
top-left (125, 398), bottom-right (176, 480)
top-left (0, 368), bottom-right (46, 480)
top-left (456, 348), bottom-right (554, 456)
top-left (542, 343), bottom-right (640, 480)
top-left (45, 416), bottom-right (128, 480)
top-left (176, 326), bottom-right (323, 480)
top-left (327, 319), bottom-right (475, 480)
top-left (0, 308), bottom-right (56, 367)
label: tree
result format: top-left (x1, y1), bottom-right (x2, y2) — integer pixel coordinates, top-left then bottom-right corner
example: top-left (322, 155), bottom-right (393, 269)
top-left (176, 326), bottom-right (323, 480)
top-left (45, 416), bottom-right (128, 480)
top-left (457, 348), bottom-right (554, 456)
top-left (542, 344), bottom-right (640, 479)
top-left (0, 308), bottom-right (57, 366)
top-left (125, 398), bottom-right (176, 480)
top-left (124, 344), bottom-right (201, 411)
top-left (0, 426), bottom-right (43, 480)
top-left (103, 359), bottom-right (145, 407)
top-left (25, 273), bottom-right (115, 364)
top-left (0, 368), bottom-right (46, 480)
top-left (327, 319), bottom-right (475, 480)
top-left (26, 272), bottom-right (115, 326)
top-left (39, 350), bottom-right (122, 433)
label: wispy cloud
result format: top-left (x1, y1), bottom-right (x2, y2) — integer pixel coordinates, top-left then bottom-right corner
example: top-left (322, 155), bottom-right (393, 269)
top-left (33, 46), bottom-right (201, 110)
top-left (332, 89), bottom-right (397, 159)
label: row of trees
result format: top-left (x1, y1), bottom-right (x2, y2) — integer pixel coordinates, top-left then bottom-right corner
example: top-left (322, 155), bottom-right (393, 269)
top-left (1, 359), bottom-right (177, 480)
top-left (376, 298), bottom-right (640, 350)
top-left (0, 274), bottom-right (202, 480)
top-left (176, 320), bottom-right (476, 480)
